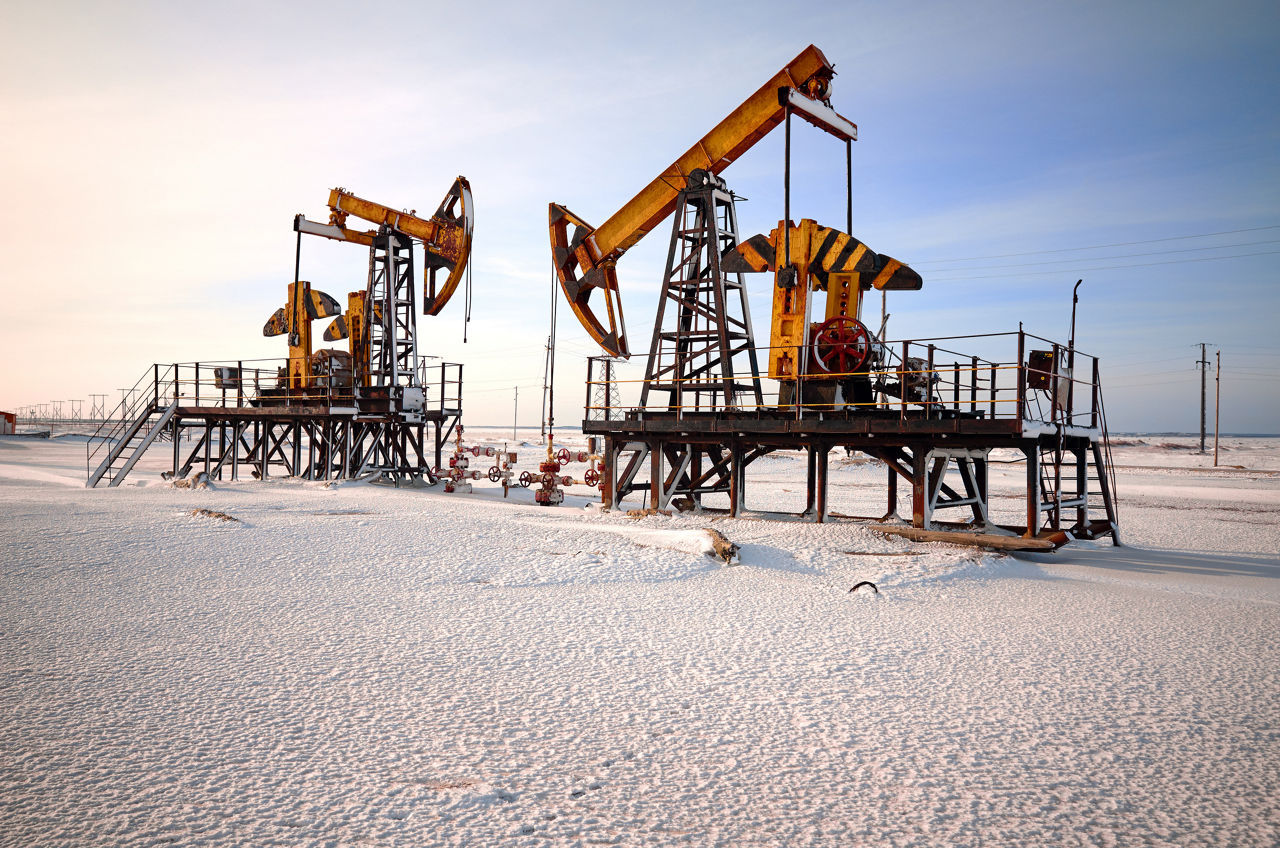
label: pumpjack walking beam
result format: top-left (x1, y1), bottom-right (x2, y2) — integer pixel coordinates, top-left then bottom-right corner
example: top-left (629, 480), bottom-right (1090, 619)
top-left (550, 45), bottom-right (855, 359)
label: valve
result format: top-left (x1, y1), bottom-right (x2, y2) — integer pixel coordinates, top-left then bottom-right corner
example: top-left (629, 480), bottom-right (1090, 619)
top-left (535, 486), bottom-right (565, 506)
top-left (441, 424), bottom-right (517, 495)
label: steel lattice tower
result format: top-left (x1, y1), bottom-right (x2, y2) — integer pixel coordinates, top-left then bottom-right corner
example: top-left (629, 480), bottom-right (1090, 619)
top-left (639, 170), bottom-right (763, 414)
top-left (366, 229), bottom-right (419, 388)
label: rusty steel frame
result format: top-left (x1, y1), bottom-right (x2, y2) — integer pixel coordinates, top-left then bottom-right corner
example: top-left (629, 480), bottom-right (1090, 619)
top-left (590, 413), bottom-right (1118, 546)
top-left (163, 409), bottom-right (449, 485)
top-left (584, 326), bottom-right (1120, 548)
top-left (367, 230), bottom-right (419, 389)
top-left (585, 356), bottom-right (621, 422)
top-left (85, 360), bottom-right (464, 488)
top-left (639, 172), bottom-right (763, 414)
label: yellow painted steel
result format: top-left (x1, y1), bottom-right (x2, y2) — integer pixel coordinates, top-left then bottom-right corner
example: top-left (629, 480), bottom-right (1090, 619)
top-left (760, 220), bottom-right (872, 380)
top-left (263, 280), bottom-right (341, 392)
top-left (308, 177), bottom-right (473, 316)
top-left (327, 191), bottom-right (444, 244)
top-left (550, 45), bottom-right (847, 359)
top-left (594, 45), bottom-right (836, 257)
top-left (769, 220), bottom-right (816, 380)
top-left (347, 292), bottom-right (369, 387)
top-left (726, 218), bottom-right (922, 380)
top-left (322, 292), bottom-right (378, 387)
top-left (288, 281), bottom-right (314, 392)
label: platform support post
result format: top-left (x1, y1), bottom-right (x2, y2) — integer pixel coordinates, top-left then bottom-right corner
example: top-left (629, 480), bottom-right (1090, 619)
top-left (649, 440), bottom-right (663, 510)
top-left (172, 417), bottom-right (181, 478)
top-left (1025, 446), bottom-right (1040, 538)
top-left (804, 445), bottom-right (817, 516)
top-left (690, 448), bottom-right (703, 509)
top-left (885, 457), bottom-right (898, 519)
top-left (729, 442), bottom-right (745, 517)
top-left (602, 437), bottom-right (617, 511)
top-left (814, 443), bottom-right (829, 523)
top-left (911, 445), bottom-right (927, 528)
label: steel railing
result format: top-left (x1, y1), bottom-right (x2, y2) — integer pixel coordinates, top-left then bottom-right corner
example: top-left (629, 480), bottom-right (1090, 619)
top-left (85, 358), bottom-right (464, 482)
top-left (86, 364), bottom-right (179, 483)
top-left (583, 329), bottom-right (1103, 429)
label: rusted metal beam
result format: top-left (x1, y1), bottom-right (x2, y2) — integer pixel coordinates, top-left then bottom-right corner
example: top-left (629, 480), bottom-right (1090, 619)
top-left (872, 525), bottom-right (1060, 552)
top-left (550, 46), bottom-right (854, 359)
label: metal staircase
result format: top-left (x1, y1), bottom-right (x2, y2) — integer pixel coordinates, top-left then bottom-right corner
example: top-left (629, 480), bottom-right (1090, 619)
top-left (1030, 382), bottom-right (1120, 544)
top-left (86, 366), bottom-right (179, 488)
top-left (1084, 383), bottom-right (1122, 543)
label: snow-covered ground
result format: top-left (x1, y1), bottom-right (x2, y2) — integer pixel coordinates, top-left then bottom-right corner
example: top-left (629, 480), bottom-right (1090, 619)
top-left (1, 431), bottom-right (1277, 847)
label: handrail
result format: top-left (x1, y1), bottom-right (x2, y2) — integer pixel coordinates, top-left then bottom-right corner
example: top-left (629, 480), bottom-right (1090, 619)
top-left (83, 358), bottom-right (465, 485)
top-left (86, 363), bottom-right (178, 483)
top-left (581, 328), bottom-right (1104, 429)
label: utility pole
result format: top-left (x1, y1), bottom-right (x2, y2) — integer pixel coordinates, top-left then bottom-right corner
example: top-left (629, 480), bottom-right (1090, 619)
top-left (1196, 342), bottom-right (1211, 453)
top-left (513, 386), bottom-right (518, 441)
top-left (1213, 350), bottom-right (1221, 467)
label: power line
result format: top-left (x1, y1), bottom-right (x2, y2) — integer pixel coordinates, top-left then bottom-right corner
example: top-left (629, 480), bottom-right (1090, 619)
top-left (1107, 376), bottom-right (1199, 388)
top-left (467, 384), bottom-right (543, 394)
top-left (909, 224), bottom-right (1280, 264)
top-left (1106, 367), bottom-right (1199, 379)
top-left (1110, 354), bottom-right (1195, 365)
top-left (917, 238), bottom-right (1280, 273)
top-left (927, 249), bottom-right (1280, 282)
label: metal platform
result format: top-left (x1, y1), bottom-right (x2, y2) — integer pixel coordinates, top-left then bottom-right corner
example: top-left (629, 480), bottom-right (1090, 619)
top-left (86, 359), bottom-right (462, 487)
top-left (584, 329), bottom-right (1120, 547)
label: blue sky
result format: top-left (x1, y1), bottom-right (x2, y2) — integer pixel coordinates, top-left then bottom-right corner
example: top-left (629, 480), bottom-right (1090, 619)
top-left (2, 0), bottom-right (1277, 431)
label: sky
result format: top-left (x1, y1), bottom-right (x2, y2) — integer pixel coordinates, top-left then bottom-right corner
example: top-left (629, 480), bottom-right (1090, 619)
top-left (2, 0), bottom-right (1278, 433)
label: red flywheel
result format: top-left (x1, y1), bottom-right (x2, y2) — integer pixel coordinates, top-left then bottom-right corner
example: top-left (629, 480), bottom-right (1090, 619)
top-left (810, 316), bottom-right (871, 376)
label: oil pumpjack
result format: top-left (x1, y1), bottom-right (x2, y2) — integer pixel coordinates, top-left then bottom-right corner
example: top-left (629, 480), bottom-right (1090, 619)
top-left (86, 178), bottom-right (473, 488)
top-left (548, 45), bottom-right (1120, 548)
